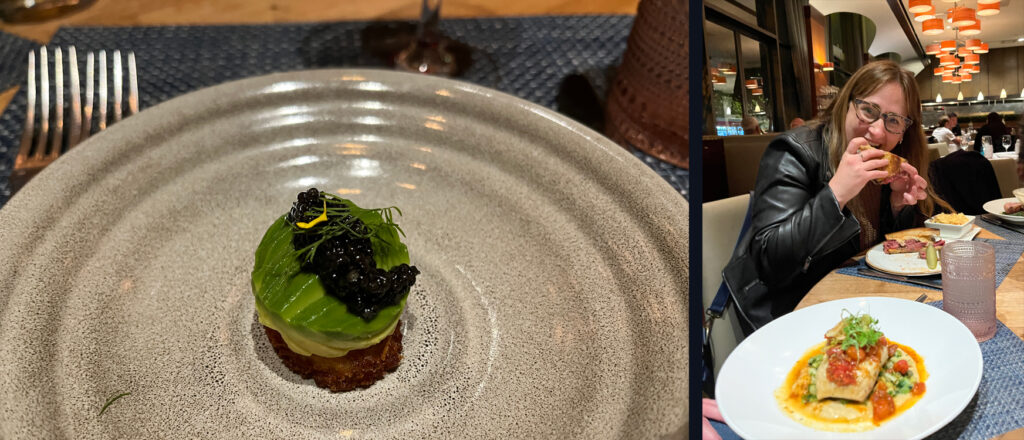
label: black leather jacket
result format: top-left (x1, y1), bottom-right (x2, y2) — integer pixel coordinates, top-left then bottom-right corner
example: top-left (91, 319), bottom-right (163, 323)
top-left (722, 125), bottom-right (917, 334)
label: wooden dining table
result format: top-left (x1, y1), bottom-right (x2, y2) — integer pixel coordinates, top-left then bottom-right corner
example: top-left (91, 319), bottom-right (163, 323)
top-left (0, 0), bottom-right (639, 114)
top-left (798, 226), bottom-right (1024, 440)
top-left (797, 227), bottom-right (1024, 337)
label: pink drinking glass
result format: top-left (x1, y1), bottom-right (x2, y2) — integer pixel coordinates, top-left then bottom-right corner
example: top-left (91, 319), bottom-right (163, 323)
top-left (941, 241), bottom-right (996, 342)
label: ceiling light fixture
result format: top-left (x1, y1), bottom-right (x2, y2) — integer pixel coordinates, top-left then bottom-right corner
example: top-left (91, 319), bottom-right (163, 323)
top-left (977, 2), bottom-right (1000, 16)
top-left (959, 22), bottom-right (981, 35)
top-left (908, 0), bottom-right (933, 13)
top-left (922, 18), bottom-right (944, 35)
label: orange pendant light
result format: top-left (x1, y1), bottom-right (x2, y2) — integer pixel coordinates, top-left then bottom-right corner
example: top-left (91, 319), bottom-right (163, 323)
top-left (922, 18), bottom-right (944, 35)
top-left (933, 67), bottom-right (944, 75)
top-left (908, 0), bottom-right (933, 13)
top-left (977, 0), bottom-right (1000, 4)
top-left (751, 88), bottom-right (763, 96)
top-left (977, 3), bottom-right (1000, 16)
top-left (960, 73), bottom-right (972, 82)
top-left (925, 43), bottom-right (942, 55)
top-left (964, 54), bottom-right (980, 64)
top-left (951, 7), bottom-right (977, 27)
top-left (914, 10), bottom-right (936, 21)
top-left (744, 79), bottom-right (758, 89)
top-left (959, 22), bottom-right (981, 35)
top-left (940, 40), bottom-right (957, 52)
top-left (952, 76), bottom-right (963, 84)
top-left (964, 39), bottom-right (982, 50)
top-left (975, 43), bottom-right (989, 54)
top-left (957, 47), bottom-right (973, 56)
top-left (942, 74), bottom-right (954, 83)
top-left (939, 54), bottom-right (957, 66)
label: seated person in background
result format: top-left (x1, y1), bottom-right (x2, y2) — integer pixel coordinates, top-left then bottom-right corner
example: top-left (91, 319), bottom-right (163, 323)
top-left (973, 112), bottom-right (1013, 153)
top-left (948, 112), bottom-right (961, 136)
top-left (790, 117), bottom-right (806, 129)
top-left (723, 60), bottom-right (951, 334)
top-left (931, 116), bottom-right (960, 152)
top-left (742, 115), bottom-right (766, 135)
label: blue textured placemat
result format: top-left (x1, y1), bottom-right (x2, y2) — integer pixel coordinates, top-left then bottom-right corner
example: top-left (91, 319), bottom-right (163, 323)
top-left (927, 300), bottom-right (1024, 440)
top-left (0, 31), bottom-right (40, 91)
top-left (836, 237), bottom-right (1024, 290)
top-left (0, 17), bottom-right (688, 207)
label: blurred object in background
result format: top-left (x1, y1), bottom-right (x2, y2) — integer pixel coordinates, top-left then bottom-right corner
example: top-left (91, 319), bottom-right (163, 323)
top-left (0, 0), bottom-right (93, 23)
top-left (394, 0), bottom-right (459, 76)
top-left (605, 0), bottom-right (688, 169)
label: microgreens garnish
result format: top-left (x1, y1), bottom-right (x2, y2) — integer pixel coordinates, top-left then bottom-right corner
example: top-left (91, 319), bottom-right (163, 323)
top-left (838, 310), bottom-right (883, 350)
top-left (98, 392), bottom-right (131, 416)
top-left (289, 192), bottom-right (405, 263)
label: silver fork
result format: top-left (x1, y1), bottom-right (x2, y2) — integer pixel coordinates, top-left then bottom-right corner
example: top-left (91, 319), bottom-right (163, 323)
top-left (10, 46), bottom-right (138, 194)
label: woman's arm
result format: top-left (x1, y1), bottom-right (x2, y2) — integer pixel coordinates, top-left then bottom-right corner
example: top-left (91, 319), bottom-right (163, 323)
top-left (747, 138), bottom-right (861, 288)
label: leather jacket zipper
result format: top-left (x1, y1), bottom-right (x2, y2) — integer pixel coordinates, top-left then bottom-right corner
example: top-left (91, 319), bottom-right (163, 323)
top-left (802, 221), bottom-right (858, 272)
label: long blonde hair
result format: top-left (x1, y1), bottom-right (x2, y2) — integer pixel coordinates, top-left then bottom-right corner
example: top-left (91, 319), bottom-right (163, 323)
top-left (814, 60), bottom-right (950, 218)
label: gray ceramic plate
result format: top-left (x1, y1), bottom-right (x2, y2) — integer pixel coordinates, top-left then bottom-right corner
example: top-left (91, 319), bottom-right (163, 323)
top-left (0, 69), bottom-right (688, 439)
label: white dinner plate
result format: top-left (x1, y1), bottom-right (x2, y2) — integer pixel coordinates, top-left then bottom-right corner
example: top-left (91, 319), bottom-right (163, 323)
top-left (0, 70), bottom-right (688, 438)
top-left (865, 242), bottom-right (942, 276)
top-left (716, 297), bottom-right (983, 440)
top-left (983, 198), bottom-right (1024, 225)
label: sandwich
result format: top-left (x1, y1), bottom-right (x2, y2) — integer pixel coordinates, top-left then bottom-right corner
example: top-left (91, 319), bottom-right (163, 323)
top-left (881, 227), bottom-right (945, 256)
top-left (858, 145), bottom-right (906, 184)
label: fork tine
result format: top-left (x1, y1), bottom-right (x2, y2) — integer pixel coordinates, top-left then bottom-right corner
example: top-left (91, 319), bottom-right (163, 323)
top-left (98, 50), bottom-right (107, 131)
top-left (67, 46), bottom-right (82, 149)
top-left (128, 52), bottom-right (138, 115)
top-left (112, 50), bottom-right (122, 122)
top-left (82, 51), bottom-right (94, 142)
top-left (49, 47), bottom-right (63, 160)
top-left (15, 51), bottom-right (36, 168)
top-left (34, 46), bottom-right (49, 161)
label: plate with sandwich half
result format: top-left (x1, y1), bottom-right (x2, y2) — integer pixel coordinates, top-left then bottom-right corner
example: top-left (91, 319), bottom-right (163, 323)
top-left (865, 228), bottom-right (948, 276)
top-left (983, 197), bottom-right (1024, 225)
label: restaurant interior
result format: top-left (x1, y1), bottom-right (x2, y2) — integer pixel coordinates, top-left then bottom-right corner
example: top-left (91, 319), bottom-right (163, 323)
top-left (703, 1), bottom-right (1024, 439)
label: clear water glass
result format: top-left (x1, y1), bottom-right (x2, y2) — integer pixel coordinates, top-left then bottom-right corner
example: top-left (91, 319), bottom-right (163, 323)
top-left (941, 241), bottom-right (997, 342)
top-left (1003, 134), bottom-right (1012, 152)
top-left (982, 135), bottom-right (993, 157)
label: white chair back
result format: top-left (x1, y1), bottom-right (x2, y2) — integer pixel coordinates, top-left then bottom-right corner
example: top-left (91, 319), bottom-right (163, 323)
top-left (701, 194), bottom-right (750, 378)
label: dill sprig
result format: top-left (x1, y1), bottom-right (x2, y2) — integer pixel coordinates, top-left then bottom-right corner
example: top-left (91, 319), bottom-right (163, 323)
top-left (289, 192), bottom-right (405, 263)
top-left (838, 310), bottom-right (883, 350)
top-left (98, 392), bottom-right (130, 416)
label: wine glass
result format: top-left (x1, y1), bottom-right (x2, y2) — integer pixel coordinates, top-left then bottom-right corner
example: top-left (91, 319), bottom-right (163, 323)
top-left (1003, 135), bottom-right (1012, 152)
top-left (394, 0), bottom-right (457, 76)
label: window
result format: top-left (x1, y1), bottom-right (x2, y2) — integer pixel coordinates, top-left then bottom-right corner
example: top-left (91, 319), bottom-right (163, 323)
top-left (706, 20), bottom-right (776, 135)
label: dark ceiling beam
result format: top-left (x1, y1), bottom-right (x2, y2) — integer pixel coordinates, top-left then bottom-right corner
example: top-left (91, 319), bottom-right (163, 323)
top-left (888, 0), bottom-right (927, 60)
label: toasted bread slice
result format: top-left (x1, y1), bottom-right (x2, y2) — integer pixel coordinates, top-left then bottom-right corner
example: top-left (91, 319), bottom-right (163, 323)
top-left (859, 145), bottom-right (906, 184)
top-left (884, 227), bottom-right (939, 242)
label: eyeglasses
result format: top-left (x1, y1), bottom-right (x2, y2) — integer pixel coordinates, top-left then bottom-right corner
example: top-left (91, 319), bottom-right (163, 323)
top-left (851, 98), bottom-right (913, 135)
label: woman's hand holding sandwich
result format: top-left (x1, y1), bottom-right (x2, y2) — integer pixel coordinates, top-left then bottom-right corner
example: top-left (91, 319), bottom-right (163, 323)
top-left (830, 137), bottom-right (892, 210)
top-left (889, 162), bottom-right (928, 213)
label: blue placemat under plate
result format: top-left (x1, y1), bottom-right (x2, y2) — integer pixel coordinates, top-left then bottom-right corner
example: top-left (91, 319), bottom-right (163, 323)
top-left (837, 237), bottom-right (1024, 290)
top-left (927, 300), bottom-right (1024, 439)
top-left (0, 17), bottom-right (688, 207)
top-left (0, 31), bottom-right (40, 92)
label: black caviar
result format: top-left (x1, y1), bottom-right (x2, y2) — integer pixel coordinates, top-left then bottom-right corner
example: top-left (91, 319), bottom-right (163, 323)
top-left (287, 188), bottom-right (419, 321)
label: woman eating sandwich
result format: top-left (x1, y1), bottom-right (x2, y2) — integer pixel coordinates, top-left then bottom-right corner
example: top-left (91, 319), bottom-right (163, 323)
top-left (722, 60), bottom-right (952, 334)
